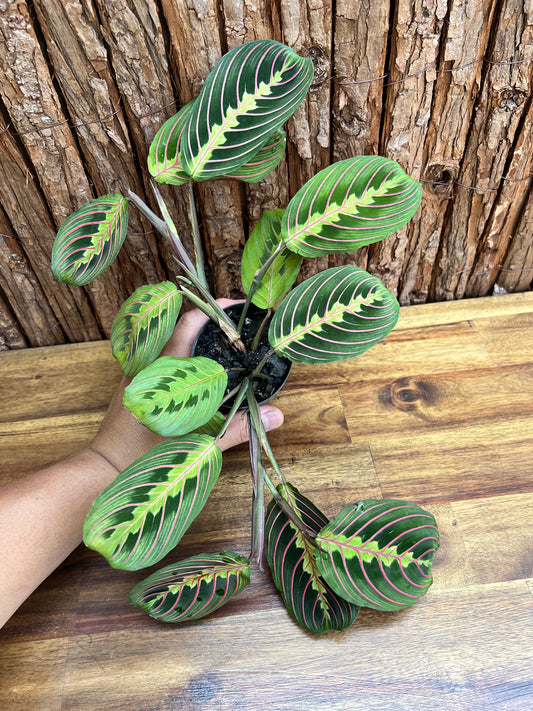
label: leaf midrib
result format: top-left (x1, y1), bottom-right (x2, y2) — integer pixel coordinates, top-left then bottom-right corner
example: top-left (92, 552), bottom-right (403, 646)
top-left (285, 178), bottom-right (404, 246)
top-left (274, 292), bottom-right (378, 350)
top-left (189, 68), bottom-right (285, 175)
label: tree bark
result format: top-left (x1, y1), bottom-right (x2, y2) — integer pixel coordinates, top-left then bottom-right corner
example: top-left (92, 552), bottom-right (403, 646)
top-left (0, 0), bottom-right (531, 348)
top-left (434, 0), bottom-right (533, 301)
top-left (498, 185), bottom-right (533, 293)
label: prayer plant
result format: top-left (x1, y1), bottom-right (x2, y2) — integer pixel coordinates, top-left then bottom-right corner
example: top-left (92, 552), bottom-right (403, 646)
top-left (51, 39), bottom-right (439, 634)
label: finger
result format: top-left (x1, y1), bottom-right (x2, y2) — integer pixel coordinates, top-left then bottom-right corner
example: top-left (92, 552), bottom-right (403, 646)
top-left (217, 405), bottom-right (284, 452)
top-left (161, 298), bottom-right (243, 358)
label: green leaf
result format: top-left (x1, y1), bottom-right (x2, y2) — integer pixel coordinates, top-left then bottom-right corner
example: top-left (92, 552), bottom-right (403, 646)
top-left (268, 265), bottom-right (399, 364)
top-left (181, 39), bottom-right (313, 181)
top-left (265, 483), bottom-right (359, 634)
top-left (110, 282), bottom-right (182, 378)
top-left (148, 101), bottom-right (196, 185)
top-left (315, 499), bottom-right (440, 611)
top-left (83, 436), bottom-right (223, 570)
top-left (51, 194), bottom-right (128, 285)
top-left (123, 356), bottom-right (228, 436)
top-left (282, 156), bottom-right (422, 257)
top-left (192, 411), bottom-right (225, 437)
top-left (129, 551), bottom-right (250, 622)
top-left (241, 209), bottom-right (302, 309)
top-left (224, 129), bottom-right (286, 183)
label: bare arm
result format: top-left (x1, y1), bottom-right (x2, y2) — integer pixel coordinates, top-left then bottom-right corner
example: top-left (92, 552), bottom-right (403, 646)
top-left (0, 300), bottom-right (283, 628)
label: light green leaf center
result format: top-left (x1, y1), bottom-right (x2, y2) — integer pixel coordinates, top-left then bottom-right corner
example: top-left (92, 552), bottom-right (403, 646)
top-left (288, 176), bottom-right (404, 245)
top-left (319, 534), bottom-right (418, 568)
top-left (275, 290), bottom-right (381, 349)
top-left (190, 71), bottom-right (283, 175)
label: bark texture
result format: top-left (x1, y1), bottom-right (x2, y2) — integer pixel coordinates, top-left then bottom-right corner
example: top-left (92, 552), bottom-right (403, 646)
top-left (0, 0), bottom-right (531, 349)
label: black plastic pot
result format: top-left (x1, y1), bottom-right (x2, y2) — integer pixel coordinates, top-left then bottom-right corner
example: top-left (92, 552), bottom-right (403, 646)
top-left (191, 303), bottom-right (292, 411)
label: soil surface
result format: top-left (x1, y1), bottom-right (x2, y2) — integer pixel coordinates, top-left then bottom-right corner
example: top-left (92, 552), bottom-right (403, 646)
top-left (192, 304), bottom-right (291, 410)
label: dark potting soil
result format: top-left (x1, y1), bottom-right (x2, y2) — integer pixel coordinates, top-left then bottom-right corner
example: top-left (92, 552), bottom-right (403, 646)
top-left (192, 304), bottom-right (291, 410)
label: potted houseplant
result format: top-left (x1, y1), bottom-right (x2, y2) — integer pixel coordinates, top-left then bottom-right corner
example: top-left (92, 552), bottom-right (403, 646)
top-left (51, 39), bottom-right (439, 634)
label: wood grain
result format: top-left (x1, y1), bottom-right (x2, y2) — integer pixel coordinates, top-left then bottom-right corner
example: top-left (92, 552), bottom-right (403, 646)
top-left (0, 294), bottom-right (531, 710)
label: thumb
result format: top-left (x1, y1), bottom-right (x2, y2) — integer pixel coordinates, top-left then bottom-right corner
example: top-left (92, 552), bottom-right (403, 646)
top-left (217, 405), bottom-right (284, 452)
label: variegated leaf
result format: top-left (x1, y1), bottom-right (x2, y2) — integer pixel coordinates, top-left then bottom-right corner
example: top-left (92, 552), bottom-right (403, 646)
top-left (51, 194), bottom-right (128, 285)
top-left (282, 156), bottom-right (422, 257)
top-left (148, 100), bottom-right (195, 185)
top-left (268, 265), bottom-right (399, 363)
top-left (110, 281), bottom-right (182, 378)
top-left (129, 551), bottom-right (250, 622)
top-left (181, 39), bottom-right (313, 181)
top-left (123, 356), bottom-right (228, 436)
top-left (265, 483), bottom-right (359, 634)
top-left (241, 209), bottom-right (302, 309)
top-left (83, 436), bottom-right (222, 570)
top-left (315, 499), bottom-right (440, 611)
top-left (193, 411), bottom-right (225, 437)
top-left (224, 129), bottom-right (286, 183)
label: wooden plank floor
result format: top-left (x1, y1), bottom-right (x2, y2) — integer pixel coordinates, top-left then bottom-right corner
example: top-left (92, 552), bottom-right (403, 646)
top-left (0, 292), bottom-right (532, 711)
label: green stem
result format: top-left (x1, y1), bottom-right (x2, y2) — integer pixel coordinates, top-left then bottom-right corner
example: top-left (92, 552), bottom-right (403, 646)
top-left (214, 380), bottom-right (250, 442)
top-left (248, 413), bottom-right (265, 569)
top-left (252, 347), bottom-right (276, 380)
top-left (127, 189), bottom-right (197, 277)
top-left (237, 242), bottom-right (285, 333)
top-left (251, 309), bottom-right (271, 351)
top-left (246, 391), bottom-right (317, 544)
top-left (179, 283), bottom-right (245, 353)
top-left (262, 468), bottom-right (317, 545)
top-left (188, 181), bottom-right (208, 290)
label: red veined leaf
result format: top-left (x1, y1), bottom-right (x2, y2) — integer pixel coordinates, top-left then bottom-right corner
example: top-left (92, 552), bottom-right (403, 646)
top-left (83, 436), bottom-right (223, 570)
top-left (51, 194), bottom-right (128, 285)
top-left (129, 551), bottom-right (250, 622)
top-left (265, 483), bottom-right (360, 634)
top-left (269, 265), bottom-right (399, 363)
top-left (315, 499), bottom-right (440, 611)
top-left (111, 281), bottom-right (182, 377)
top-left (148, 101), bottom-right (196, 185)
top-left (181, 39), bottom-right (313, 181)
top-left (224, 129), bottom-right (287, 183)
top-left (282, 156), bottom-right (422, 257)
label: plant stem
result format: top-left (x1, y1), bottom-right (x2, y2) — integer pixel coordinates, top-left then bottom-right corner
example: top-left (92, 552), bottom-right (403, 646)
top-left (179, 283), bottom-right (246, 353)
top-left (128, 189), bottom-right (246, 350)
top-left (237, 242), bottom-right (285, 333)
top-left (247, 393), bottom-right (286, 486)
top-left (248, 413), bottom-right (265, 569)
top-left (214, 380), bottom-right (250, 443)
top-left (188, 181), bottom-right (208, 290)
top-left (251, 309), bottom-right (271, 352)
top-left (246, 391), bottom-right (317, 545)
top-left (127, 189), bottom-right (197, 277)
top-left (252, 347), bottom-right (276, 380)
top-left (261, 468), bottom-right (317, 546)
top-left (127, 190), bottom-right (243, 345)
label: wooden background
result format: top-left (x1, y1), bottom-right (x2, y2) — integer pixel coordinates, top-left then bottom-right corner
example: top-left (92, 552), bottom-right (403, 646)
top-left (0, 0), bottom-right (532, 351)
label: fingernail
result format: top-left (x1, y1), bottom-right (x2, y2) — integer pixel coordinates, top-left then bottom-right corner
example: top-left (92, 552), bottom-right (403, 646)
top-left (261, 405), bottom-right (284, 430)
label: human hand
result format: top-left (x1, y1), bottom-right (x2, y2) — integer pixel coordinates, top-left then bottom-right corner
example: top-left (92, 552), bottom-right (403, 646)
top-left (89, 299), bottom-right (284, 473)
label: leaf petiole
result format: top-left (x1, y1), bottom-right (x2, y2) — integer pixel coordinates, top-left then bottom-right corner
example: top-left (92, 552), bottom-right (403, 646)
top-left (246, 391), bottom-right (317, 545)
top-left (237, 242), bottom-right (285, 332)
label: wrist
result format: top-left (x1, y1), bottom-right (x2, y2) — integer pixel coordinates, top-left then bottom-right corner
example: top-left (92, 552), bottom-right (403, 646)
top-left (90, 381), bottom-right (166, 473)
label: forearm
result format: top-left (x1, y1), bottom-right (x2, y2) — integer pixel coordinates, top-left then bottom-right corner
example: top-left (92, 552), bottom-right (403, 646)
top-left (0, 301), bottom-right (283, 629)
top-left (0, 447), bottom-right (118, 628)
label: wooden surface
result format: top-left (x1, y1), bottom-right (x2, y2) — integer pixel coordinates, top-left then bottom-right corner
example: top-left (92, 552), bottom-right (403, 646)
top-left (0, 293), bottom-right (532, 710)
top-left (1, 2), bottom-right (533, 349)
